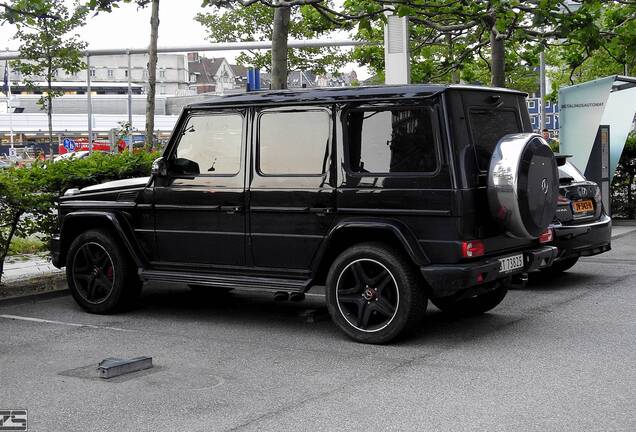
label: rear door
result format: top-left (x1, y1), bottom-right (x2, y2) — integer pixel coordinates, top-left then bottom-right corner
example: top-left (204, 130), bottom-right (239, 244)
top-left (336, 100), bottom-right (454, 264)
top-left (248, 105), bottom-right (336, 270)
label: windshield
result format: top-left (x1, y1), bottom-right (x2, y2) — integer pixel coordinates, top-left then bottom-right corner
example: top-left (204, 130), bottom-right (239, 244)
top-left (558, 161), bottom-right (586, 182)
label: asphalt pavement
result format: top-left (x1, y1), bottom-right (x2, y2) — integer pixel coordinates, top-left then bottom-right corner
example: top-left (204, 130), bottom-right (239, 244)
top-left (1, 232), bottom-right (636, 432)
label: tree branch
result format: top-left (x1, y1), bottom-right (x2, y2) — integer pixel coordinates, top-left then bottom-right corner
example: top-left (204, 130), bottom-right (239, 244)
top-left (0, 2), bottom-right (60, 19)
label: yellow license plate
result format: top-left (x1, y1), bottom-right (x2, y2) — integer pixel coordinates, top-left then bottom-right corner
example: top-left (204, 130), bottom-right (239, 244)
top-left (573, 199), bottom-right (594, 213)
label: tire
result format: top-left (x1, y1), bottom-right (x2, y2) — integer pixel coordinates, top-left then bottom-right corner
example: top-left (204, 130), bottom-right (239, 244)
top-left (431, 282), bottom-right (508, 317)
top-left (488, 134), bottom-right (558, 239)
top-left (325, 242), bottom-right (427, 344)
top-left (539, 256), bottom-right (579, 277)
top-left (66, 229), bottom-right (141, 314)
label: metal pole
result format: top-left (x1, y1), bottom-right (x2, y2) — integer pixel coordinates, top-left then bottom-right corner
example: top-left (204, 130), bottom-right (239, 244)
top-left (87, 55), bottom-right (93, 153)
top-left (5, 60), bottom-right (14, 151)
top-left (127, 50), bottom-right (133, 152)
top-left (539, 50), bottom-right (546, 133)
top-left (0, 40), bottom-right (378, 60)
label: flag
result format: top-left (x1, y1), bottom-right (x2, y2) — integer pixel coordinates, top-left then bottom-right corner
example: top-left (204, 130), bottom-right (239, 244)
top-left (2, 62), bottom-right (8, 97)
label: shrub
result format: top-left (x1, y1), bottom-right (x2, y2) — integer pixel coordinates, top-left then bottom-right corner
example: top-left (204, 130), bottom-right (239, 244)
top-left (0, 151), bottom-right (158, 282)
top-left (611, 131), bottom-right (636, 218)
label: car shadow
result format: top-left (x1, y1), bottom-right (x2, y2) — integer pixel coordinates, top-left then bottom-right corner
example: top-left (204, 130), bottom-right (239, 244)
top-left (129, 282), bottom-right (529, 347)
top-left (521, 270), bottom-right (597, 291)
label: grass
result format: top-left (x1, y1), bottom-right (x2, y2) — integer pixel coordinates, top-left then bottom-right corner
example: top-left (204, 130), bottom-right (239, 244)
top-left (8, 236), bottom-right (47, 256)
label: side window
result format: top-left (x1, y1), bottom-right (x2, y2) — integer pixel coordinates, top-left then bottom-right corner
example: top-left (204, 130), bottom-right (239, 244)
top-left (346, 107), bottom-right (438, 175)
top-left (174, 113), bottom-right (243, 175)
top-left (469, 108), bottom-right (521, 172)
top-left (258, 108), bottom-right (331, 176)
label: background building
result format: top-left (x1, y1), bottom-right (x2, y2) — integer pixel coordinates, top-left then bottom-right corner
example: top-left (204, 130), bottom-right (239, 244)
top-left (8, 54), bottom-right (191, 96)
top-left (187, 53), bottom-right (248, 94)
top-left (527, 97), bottom-right (560, 136)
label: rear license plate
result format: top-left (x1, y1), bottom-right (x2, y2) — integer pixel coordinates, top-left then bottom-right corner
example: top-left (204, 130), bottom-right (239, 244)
top-left (573, 199), bottom-right (594, 213)
top-left (499, 254), bottom-right (524, 274)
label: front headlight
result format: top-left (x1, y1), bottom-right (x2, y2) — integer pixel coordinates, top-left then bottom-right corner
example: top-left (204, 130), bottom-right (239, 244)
top-left (64, 188), bottom-right (81, 197)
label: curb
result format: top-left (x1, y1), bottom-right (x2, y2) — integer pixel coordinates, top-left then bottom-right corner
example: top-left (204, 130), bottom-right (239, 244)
top-left (0, 272), bottom-right (68, 302)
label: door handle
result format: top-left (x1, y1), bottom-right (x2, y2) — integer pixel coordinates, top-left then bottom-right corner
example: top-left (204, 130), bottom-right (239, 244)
top-left (308, 207), bottom-right (334, 216)
top-left (220, 206), bottom-right (242, 214)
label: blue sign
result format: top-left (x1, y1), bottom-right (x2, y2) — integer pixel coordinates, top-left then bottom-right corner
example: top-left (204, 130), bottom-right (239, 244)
top-left (63, 138), bottom-right (75, 151)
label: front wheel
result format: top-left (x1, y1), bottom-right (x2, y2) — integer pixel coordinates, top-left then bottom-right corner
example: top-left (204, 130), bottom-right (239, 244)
top-left (431, 282), bottom-right (508, 317)
top-left (325, 243), bottom-right (427, 344)
top-left (66, 229), bottom-right (141, 314)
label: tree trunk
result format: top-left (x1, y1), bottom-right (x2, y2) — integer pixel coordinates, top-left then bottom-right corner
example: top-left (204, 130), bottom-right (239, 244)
top-left (0, 212), bottom-right (21, 283)
top-left (145, 0), bottom-right (160, 149)
top-left (271, 6), bottom-right (290, 90)
top-left (490, 29), bottom-right (505, 88)
top-left (447, 34), bottom-right (460, 84)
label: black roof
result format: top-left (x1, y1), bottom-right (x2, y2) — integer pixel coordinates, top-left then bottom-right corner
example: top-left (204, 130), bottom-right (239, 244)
top-left (187, 84), bottom-right (526, 109)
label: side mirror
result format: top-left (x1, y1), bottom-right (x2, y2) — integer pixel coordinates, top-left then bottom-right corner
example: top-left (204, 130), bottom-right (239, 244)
top-left (151, 157), bottom-right (168, 177)
top-left (171, 158), bottom-right (200, 176)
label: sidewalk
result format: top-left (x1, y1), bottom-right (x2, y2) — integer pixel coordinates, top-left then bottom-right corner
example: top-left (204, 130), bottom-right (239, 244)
top-left (0, 253), bottom-right (66, 299)
top-left (2, 253), bottom-right (63, 283)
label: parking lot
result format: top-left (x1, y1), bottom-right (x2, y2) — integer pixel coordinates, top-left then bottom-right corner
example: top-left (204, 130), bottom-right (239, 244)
top-left (1, 230), bottom-right (635, 432)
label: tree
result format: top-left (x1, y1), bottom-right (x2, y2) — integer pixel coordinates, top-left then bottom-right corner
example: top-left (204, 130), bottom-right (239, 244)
top-left (145, 0), bottom-right (159, 148)
top-left (86, 0), bottom-right (159, 148)
top-left (546, 1), bottom-right (636, 92)
top-left (0, 1), bottom-right (58, 21)
top-left (195, 1), bottom-right (346, 85)
top-left (11, 0), bottom-right (87, 159)
top-left (201, 0), bottom-right (363, 89)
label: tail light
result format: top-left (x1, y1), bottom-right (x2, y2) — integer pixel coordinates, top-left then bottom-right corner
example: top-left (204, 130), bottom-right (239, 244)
top-left (557, 195), bottom-right (570, 204)
top-left (462, 240), bottom-right (485, 258)
top-left (538, 228), bottom-right (553, 243)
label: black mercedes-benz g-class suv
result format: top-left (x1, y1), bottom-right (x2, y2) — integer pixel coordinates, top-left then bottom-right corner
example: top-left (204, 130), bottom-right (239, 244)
top-left (51, 85), bottom-right (559, 344)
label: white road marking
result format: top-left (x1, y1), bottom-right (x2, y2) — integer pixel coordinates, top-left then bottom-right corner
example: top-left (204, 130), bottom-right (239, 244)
top-left (0, 314), bottom-right (136, 332)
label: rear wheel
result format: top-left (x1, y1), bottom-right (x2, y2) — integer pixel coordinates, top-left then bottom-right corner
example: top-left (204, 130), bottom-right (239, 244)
top-left (539, 257), bottom-right (579, 277)
top-left (325, 243), bottom-right (427, 344)
top-left (431, 282), bottom-right (508, 317)
top-left (66, 229), bottom-right (141, 314)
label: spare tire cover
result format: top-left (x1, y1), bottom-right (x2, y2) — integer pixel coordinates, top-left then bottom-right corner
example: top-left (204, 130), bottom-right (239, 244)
top-left (488, 133), bottom-right (558, 239)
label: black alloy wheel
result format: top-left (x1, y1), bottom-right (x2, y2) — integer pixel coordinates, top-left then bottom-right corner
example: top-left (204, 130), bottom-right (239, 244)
top-left (336, 258), bottom-right (399, 332)
top-left (72, 242), bottom-right (116, 304)
top-left (66, 229), bottom-right (141, 314)
top-left (326, 242), bottom-right (427, 344)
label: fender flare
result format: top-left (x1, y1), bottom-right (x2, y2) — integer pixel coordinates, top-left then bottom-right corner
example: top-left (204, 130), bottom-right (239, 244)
top-left (60, 211), bottom-right (145, 267)
top-left (312, 218), bottom-right (430, 272)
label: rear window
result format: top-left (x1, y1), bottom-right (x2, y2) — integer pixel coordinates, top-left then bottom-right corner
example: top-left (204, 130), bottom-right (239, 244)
top-left (469, 108), bottom-right (522, 171)
top-left (346, 107), bottom-right (438, 175)
top-left (559, 161), bottom-right (586, 182)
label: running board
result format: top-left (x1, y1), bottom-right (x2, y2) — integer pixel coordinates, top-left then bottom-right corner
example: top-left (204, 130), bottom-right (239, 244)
top-left (140, 269), bottom-right (309, 293)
